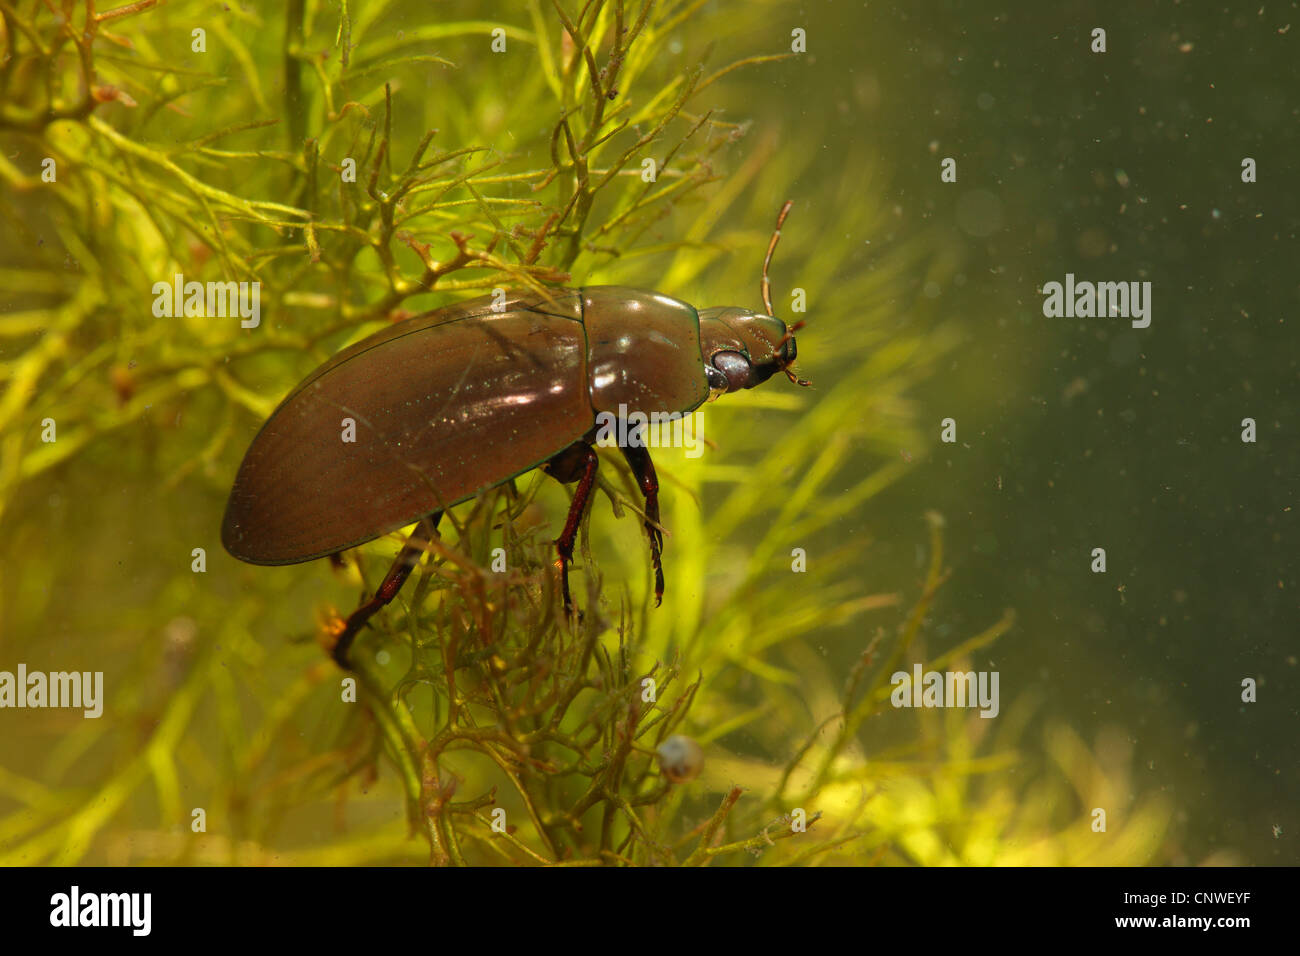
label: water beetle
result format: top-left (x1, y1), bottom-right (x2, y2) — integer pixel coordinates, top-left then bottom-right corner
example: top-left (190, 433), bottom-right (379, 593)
top-left (222, 204), bottom-right (806, 667)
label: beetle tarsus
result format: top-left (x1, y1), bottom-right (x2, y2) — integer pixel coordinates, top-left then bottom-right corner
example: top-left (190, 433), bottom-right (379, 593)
top-left (619, 444), bottom-right (665, 605)
top-left (331, 512), bottom-right (442, 669)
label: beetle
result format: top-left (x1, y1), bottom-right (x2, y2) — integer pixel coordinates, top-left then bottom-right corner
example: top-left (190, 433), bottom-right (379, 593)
top-left (222, 203), bottom-right (806, 668)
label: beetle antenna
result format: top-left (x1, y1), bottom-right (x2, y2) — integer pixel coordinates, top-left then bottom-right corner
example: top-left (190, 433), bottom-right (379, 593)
top-left (758, 201), bottom-right (810, 385)
top-left (761, 200), bottom-right (794, 318)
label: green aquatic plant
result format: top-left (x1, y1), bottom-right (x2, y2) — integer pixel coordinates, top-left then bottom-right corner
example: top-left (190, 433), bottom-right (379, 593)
top-left (0, 0), bottom-right (1173, 865)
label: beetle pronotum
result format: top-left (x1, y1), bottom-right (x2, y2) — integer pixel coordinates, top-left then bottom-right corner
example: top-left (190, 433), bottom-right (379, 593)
top-left (222, 203), bottom-right (806, 667)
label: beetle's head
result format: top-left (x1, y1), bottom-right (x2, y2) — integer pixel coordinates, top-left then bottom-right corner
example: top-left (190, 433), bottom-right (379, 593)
top-left (698, 308), bottom-right (806, 397)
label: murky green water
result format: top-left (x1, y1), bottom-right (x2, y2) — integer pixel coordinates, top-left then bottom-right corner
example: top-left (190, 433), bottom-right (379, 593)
top-left (776, 3), bottom-right (1299, 863)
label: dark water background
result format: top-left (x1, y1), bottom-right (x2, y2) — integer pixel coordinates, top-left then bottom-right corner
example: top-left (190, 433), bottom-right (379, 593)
top-left (755, 2), bottom-right (1298, 862)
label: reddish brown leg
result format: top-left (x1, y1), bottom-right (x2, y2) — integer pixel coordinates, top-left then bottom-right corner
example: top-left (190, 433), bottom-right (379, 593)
top-left (332, 511), bottom-right (441, 669)
top-left (543, 441), bottom-right (600, 615)
top-left (619, 444), bottom-right (665, 605)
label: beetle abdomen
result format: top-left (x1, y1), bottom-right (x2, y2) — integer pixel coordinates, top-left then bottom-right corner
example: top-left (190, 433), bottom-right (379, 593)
top-left (222, 293), bottom-right (594, 564)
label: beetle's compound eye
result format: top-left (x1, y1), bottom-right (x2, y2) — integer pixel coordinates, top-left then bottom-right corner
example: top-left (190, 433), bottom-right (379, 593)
top-left (710, 350), bottom-right (758, 393)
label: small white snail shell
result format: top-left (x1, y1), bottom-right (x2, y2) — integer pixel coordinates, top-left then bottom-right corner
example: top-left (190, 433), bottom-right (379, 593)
top-left (656, 734), bottom-right (703, 783)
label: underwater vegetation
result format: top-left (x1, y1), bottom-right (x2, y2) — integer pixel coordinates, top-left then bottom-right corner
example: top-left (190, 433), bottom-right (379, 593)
top-left (0, 0), bottom-right (1175, 865)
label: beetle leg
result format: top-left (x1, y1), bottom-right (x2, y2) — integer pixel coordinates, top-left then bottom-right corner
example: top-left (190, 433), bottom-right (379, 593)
top-left (331, 511), bottom-right (442, 669)
top-left (618, 444), bottom-right (665, 606)
top-left (544, 441), bottom-right (600, 616)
